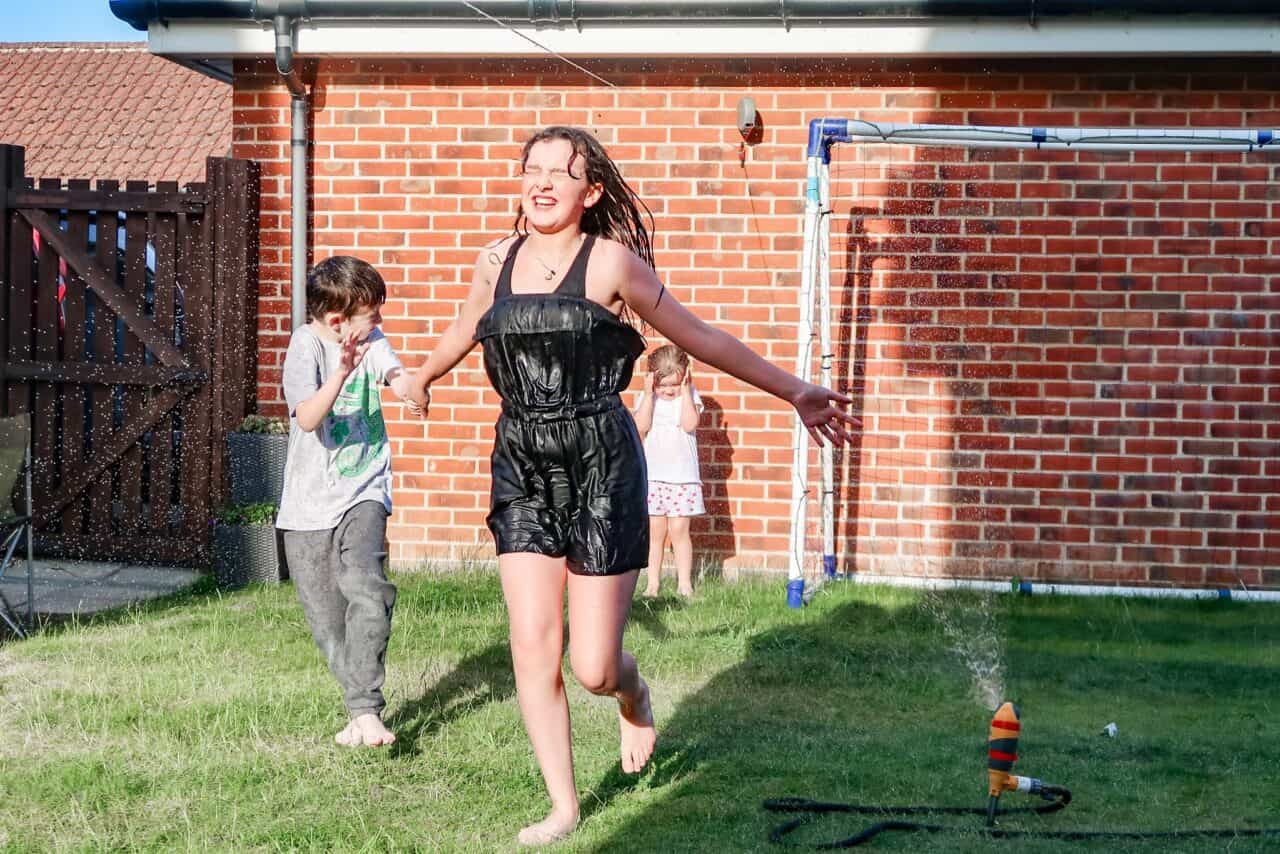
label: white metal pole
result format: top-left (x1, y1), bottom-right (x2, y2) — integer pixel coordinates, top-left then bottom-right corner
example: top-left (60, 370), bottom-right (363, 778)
top-left (836, 121), bottom-right (1279, 152)
top-left (789, 117), bottom-right (1280, 604)
top-left (817, 158), bottom-right (835, 580)
top-left (849, 574), bottom-right (1280, 603)
top-left (787, 154), bottom-right (823, 607)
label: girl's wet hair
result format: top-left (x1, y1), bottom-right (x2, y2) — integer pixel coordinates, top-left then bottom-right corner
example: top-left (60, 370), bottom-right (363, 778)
top-left (515, 126), bottom-right (656, 273)
top-left (647, 344), bottom-right (689, 382)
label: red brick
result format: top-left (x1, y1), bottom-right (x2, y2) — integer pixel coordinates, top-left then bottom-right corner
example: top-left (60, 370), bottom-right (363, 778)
top-left (233, 61), bottom-right (1280, 582)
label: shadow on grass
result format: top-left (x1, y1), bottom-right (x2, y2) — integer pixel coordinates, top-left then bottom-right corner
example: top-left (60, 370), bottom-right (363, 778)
top-left (579, 596), bottom-right (902, 839)
top-left (384, 641), bottom-right (517, 758)
top-left (626, 593), bottom-right (686, 641)
top-left (1003, 599), bottom-right (1280, 648)
top-left (580, 591), bottom-right (1280, 852)
top-left (1000, 596), bottom-right (1280, 704)
top-left (381, 591), bottom-right (683, 758)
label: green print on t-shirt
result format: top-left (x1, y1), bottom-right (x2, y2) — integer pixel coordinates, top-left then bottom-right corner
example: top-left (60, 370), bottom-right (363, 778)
top-left (327, 368), bottom-right (386, 478)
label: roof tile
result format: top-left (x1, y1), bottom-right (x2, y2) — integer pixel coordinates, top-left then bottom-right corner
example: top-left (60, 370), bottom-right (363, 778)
top-left (0, 42), bottom-right (231, 184)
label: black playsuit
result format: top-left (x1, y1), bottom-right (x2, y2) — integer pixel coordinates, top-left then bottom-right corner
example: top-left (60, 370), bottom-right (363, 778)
top-left (475, 234), bottom-right (650, 575)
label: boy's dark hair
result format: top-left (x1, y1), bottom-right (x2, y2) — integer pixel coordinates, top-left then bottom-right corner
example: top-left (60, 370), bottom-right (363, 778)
top-left (306, 256), bottom-right (386, 320)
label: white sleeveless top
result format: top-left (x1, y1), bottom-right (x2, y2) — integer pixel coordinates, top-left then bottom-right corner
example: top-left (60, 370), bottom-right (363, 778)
top-left (637, 389), bottom-right (702, 484)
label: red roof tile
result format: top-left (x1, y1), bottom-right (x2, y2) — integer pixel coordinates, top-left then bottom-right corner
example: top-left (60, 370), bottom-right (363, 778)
top-left (0, 43), bottom-right (231, 184)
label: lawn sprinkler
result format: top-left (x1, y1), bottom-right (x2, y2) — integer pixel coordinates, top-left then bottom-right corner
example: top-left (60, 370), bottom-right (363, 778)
top-left (762, 700), bottom-right (1279, 848)
top-left (985, 701), bottom-right (1069, 826)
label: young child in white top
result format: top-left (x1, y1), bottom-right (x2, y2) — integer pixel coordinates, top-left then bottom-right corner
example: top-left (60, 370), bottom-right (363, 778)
top-left (633, 344), bottom-right (704, 597)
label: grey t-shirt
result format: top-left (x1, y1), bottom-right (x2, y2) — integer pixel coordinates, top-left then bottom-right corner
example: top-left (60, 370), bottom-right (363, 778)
top-left (276, 325), bottom-right (403, 531)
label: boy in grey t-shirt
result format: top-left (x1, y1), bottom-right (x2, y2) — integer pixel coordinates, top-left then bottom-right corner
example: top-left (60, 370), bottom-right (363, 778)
top-left (278, 256), bottom-right (422, 748)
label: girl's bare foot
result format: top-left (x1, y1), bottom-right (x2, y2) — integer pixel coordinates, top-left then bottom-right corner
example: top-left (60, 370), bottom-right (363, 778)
top-left (516, 807), bottom-right (579, 847)
top-left (617, 679), bottom-right (656, 773)
top-left (334, 721), bottom-right (359, 746)
top-left (642, 586), bottom-right (660, 598)
top-left (351, 713), bottom-right (396, 747)
top-left (677, 585), bottom-right (693, 598)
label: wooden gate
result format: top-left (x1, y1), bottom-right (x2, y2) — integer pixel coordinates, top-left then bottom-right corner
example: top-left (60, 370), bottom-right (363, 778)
top-left (0, 145), bottom-right (259, 564)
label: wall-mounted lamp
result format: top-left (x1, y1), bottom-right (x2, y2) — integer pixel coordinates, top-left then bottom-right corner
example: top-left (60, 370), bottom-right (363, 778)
top-left (737, 96), bottom-right (759, 139)
top-left (736, 96), bottom-right (763, 165)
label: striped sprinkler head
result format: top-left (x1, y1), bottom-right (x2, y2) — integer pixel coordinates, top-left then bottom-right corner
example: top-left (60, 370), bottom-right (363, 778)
top-left (987, 701), bottom-right (1021, 798)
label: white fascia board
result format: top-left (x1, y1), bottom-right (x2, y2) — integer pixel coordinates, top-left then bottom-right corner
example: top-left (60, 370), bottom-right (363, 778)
top-left (148, 18), bottom-right (1280, 58)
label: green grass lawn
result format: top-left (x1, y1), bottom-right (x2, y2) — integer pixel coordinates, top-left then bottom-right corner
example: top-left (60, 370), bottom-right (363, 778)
top-left (2, 570), bottom-right (1278, 853)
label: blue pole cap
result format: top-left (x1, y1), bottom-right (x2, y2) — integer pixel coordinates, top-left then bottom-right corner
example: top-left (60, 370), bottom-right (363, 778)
top-left (806, 118), bottom-right (848, 160)
top-left (786, 578), bottom-right (805, 609)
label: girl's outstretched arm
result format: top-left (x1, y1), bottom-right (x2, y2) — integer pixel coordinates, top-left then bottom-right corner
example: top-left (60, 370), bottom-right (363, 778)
top-left (408, 243), bottom-right (504, 411)
top-left (614, 247), bottom-right (859, 447)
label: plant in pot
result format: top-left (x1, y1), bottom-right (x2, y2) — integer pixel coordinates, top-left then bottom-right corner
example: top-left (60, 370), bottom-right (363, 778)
top-left (226, 414), bottom-right (289, 505)
top-left (211, 501), bottom-right (283, 589)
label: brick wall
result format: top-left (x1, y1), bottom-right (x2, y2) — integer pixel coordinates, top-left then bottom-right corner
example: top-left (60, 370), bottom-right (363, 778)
top-left (234, 58), bottom-right (1280, 587)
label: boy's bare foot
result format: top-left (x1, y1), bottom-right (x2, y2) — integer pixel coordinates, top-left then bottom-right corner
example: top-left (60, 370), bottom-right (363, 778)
top-left (351, 713), bottom-right (396, 747)
top-left (617, 679), bottom-right (656, 773)
top-left (677, 585), bottom-right (693, 598)
top-left (516, 807), bottom-right (579, 847)
top-left (334, 721), bottom-right (359, 746)
top-left (642, 586), bottom-right (660, 598)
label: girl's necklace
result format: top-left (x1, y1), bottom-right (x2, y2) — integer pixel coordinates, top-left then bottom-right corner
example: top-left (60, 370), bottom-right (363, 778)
top-left (532, 234), bottom-right (584, 281)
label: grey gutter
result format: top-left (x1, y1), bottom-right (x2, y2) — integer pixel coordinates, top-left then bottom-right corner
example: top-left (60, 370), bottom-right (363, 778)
top-left (110, 0), bottom-right (1280, 30)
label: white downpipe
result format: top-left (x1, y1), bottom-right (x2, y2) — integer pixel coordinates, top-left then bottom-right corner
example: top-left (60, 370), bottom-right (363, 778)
top-left (787, 155), bottom-right (823, 606)
top-left (817, 159), bottom-right (835, 580)
top-left (848, 573), bottom-right (1280, 603)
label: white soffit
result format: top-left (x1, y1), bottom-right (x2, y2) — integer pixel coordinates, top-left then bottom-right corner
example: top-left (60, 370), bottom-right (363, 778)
top-left (148, 18), bottom-right (1280, 58)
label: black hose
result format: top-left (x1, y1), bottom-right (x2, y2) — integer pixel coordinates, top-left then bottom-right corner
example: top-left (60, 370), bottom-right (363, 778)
top-left (763, 790), bottom-right (1280, 849)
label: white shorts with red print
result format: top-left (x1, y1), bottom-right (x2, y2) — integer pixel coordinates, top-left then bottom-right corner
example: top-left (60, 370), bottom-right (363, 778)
top-left (647, 481), bottom-right (705, 517)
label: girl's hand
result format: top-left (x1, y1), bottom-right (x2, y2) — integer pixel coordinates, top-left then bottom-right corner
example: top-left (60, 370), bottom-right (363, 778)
top-left (406, 389), bottom-right (430, 419)
top-left (339, 332), bottom-right (370, 375)
top-left (678, 366), bottom-right (700, 432)
top-left (791, 382), bottom-right (861, 447)
top-left (406, 383), bottom-right (430, 419)
top-left (641, 371), bottom-right (658, 408)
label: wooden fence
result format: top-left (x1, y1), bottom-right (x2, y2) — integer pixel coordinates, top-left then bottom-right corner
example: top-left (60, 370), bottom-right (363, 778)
top-left (0, 145), bottom-right (260, 564)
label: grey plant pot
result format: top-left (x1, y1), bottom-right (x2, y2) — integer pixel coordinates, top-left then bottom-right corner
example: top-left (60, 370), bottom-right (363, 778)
top-left (227, 432), bottom-right (289, 505)
top-left (212, 522), bottom-right (283, 589)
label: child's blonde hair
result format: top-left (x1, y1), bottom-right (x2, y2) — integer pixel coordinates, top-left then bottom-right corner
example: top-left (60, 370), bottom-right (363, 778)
top-left (647, 344), bottom-right (689, 384)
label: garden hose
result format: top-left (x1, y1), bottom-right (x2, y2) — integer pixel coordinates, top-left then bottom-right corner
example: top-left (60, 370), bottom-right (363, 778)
top-left (763, 702), bottom-right (1280, 849)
